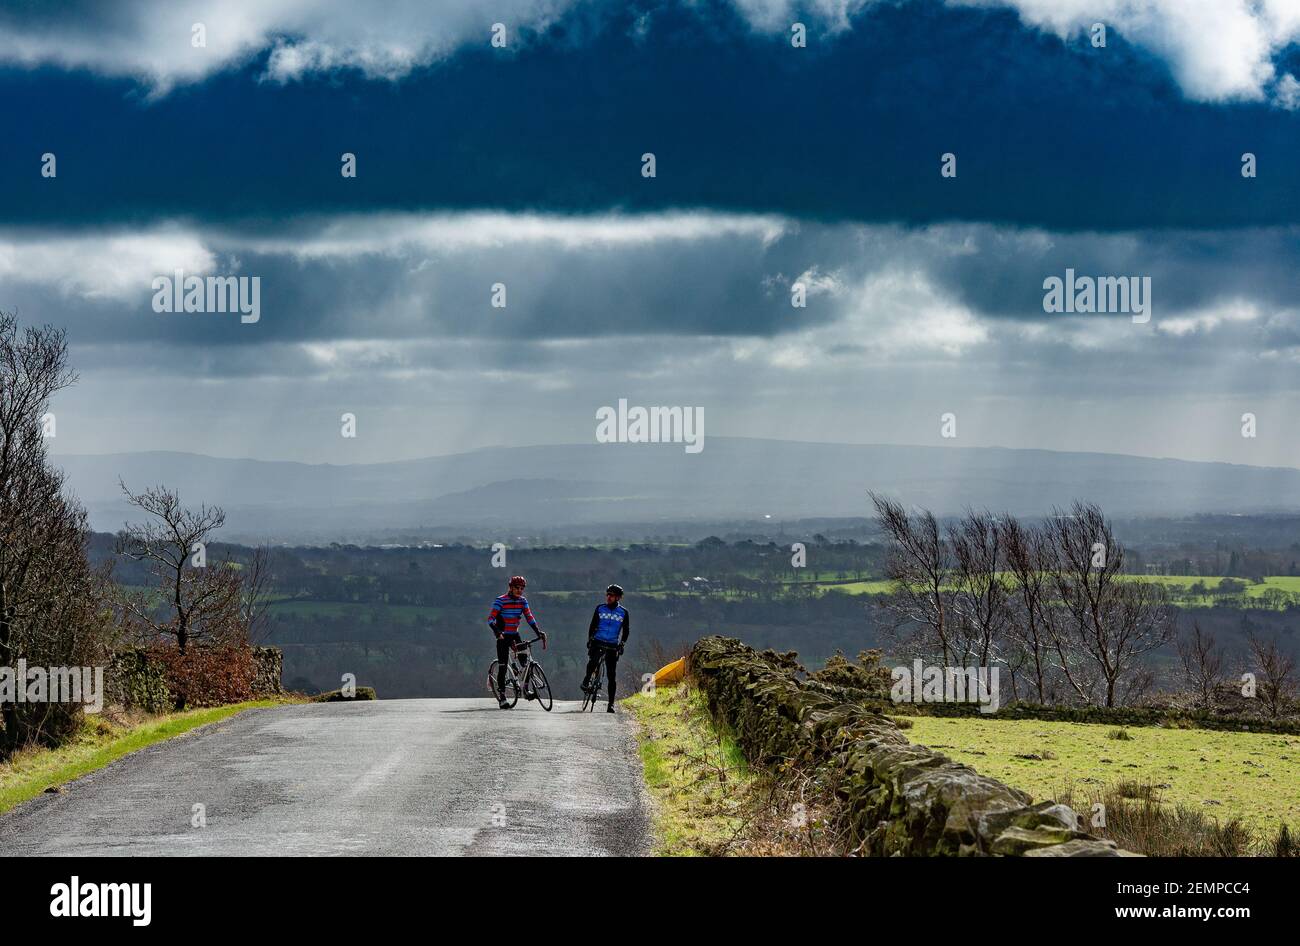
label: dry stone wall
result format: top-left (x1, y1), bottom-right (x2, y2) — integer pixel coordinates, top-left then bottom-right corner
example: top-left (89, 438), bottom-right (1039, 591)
top-left (690, 636), bottom-right (1137, 857)
top-left (251, 646), bottom-right (284, 695)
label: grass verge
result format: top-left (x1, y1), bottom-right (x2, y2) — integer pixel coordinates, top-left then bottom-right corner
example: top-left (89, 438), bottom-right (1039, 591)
top-left (623, 683), bottom-right (754, 855)
top-left (0, 699), bottom-right (286, 817)
top-left (624, 681), bottom-right (845, 855)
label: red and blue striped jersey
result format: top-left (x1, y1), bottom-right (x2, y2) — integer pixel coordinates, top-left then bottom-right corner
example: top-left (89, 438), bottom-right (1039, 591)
top-left (487, 593), bottom-right (538, 636)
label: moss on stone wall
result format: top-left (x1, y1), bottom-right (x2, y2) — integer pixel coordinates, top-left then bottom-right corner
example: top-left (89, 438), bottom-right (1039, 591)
top-left (690, 636), bottom-right (1137, 857)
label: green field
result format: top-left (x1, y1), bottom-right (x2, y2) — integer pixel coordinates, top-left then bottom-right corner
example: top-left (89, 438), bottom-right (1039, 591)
top-left (571, 573), bottom-right (1300, 604)
top-left (813, 579), bottom-right (893, 595)
top-left (1125, 574), bottom-right (1300, 607)
top-left (1132, 575), bottom-right (1300, 593)
top-left (905, 716), bottom-right (1300, 834)
top-left (800, 573), bottom-right (1300, 607)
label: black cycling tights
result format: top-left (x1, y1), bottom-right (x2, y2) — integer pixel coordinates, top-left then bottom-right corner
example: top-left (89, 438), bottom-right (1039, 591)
top-left (496, 636), bottom-right (516, 694)
top-left (584, 647), bottom-right (619, 706)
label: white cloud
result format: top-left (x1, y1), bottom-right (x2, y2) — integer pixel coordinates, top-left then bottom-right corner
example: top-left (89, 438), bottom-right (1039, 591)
top-left (1156, 299), bottom-right (1260, 337)
top-left (731, 0), bottom-right (874, 33)
top-left (737, 266), bottom-right (990, 366)
top-left (792, 265), bottom-right (846, 298)
top-left (1275, 73), bottom-right (1300, 110)
top-left (1, 0), bottom-right (1298, 106)
top-left (0, 0), bottom-right (573, 92)
top-left (233, 211), bottom-right (789, 259)
top-left (950, 0), bottom-right (1300, 105)
top-left (0, 212), bottom-right (786, 302)
top-left (746, 0), bottom-right (1300, 106)
top-left (0, 229), bottom-right (212, 299)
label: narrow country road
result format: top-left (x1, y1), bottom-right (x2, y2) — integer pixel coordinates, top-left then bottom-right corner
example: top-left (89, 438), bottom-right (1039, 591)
top-left (0, 700), bottom-right (652, 856)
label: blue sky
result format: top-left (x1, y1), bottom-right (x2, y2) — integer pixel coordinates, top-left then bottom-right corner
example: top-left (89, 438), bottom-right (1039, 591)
top-left (3, 0), bottom-right (1300, 468)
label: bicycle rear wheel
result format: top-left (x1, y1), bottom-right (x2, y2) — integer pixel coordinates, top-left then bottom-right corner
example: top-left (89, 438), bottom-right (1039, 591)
top-left (487, 661), bottom-right (519, 707)
top-left (527, 664), bottom-right (553, 712)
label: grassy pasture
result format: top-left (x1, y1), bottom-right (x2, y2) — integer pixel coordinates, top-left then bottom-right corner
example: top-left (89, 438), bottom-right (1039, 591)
top-left (905, 715), bottom-right (1300, 834)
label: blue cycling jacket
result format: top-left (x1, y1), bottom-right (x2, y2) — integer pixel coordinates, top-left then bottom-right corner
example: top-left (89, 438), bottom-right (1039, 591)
top-left (588, 603), bottom-right (629, 645)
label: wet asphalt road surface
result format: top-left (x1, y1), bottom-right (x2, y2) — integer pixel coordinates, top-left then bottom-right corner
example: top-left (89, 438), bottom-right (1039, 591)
top-left (0, 699), bottom-right (651, 856)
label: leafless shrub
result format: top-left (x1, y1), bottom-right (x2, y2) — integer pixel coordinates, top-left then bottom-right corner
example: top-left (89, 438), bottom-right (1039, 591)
top-left (1245, 630), bottom-right (1297, 719)
top-left (1176, 622), bottom-right (1225, 710)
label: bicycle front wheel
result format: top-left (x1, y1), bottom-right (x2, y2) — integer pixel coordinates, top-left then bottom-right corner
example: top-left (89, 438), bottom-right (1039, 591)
top-left (527, 664), bottom-right (553, 712)
top-left (582, 666), bottom-right (602, 712)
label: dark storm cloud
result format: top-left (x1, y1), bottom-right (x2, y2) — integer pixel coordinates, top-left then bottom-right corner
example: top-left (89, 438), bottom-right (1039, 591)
top-left (930, 228), bottom-right (1300, 320)
top-left (5, 217), bottom-right (1300, 361)
top-left (1, 0), bottom-right (1299, 231)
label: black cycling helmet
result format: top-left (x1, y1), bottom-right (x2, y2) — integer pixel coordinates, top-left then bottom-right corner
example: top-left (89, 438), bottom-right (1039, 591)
top-left (605, 584), bottom-right (624, 597)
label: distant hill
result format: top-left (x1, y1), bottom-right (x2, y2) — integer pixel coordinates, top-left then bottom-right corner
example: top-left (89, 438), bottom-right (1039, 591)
top-left (51, 439), bottom-right (1300, 544)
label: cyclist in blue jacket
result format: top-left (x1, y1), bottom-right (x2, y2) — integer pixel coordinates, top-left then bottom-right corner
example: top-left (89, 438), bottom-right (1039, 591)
top-left (581, 584), bottom-right (629, 713)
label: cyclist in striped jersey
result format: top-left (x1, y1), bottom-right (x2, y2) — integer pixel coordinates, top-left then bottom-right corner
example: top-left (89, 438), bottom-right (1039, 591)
top-left (487, 576), bottom-right (546, 709)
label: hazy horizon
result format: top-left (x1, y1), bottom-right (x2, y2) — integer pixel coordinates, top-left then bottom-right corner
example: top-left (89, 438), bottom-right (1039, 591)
top-left (44, 435), bottom-right (1300, 475)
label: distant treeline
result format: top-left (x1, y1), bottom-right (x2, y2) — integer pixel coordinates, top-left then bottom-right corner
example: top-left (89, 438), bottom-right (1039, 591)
top-left (84, 523), bottom-right (1300, 702)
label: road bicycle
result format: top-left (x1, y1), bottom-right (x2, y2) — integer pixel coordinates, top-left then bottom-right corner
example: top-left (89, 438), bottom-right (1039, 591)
top-left (487, 635), bottom-right (552, 711)
top-left (580, 642), bottom-right (618, 712)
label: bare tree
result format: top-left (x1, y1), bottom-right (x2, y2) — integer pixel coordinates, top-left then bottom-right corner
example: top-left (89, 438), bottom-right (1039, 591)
top-left (1044, 502), bottom-right (1174, 707)
top-left (870, 493), bottom-right (955, 664)
top-left (948, 510), bottom-right (1012, 667)
top-left (241, 545), bottom-right (274, 644)
top-left (1245, 630), bottom-right (1296, 719)
top-left (0, 315), bottom-right (111, 755)
top-left (1175, 622), bottom-right (1225, 710)
top-left (1001, 638), bottom-right (1031, 703)
top-left (1002, 515), bottom-right (1057, 702)
top-left (116, 483), bottom-right (243, 653)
